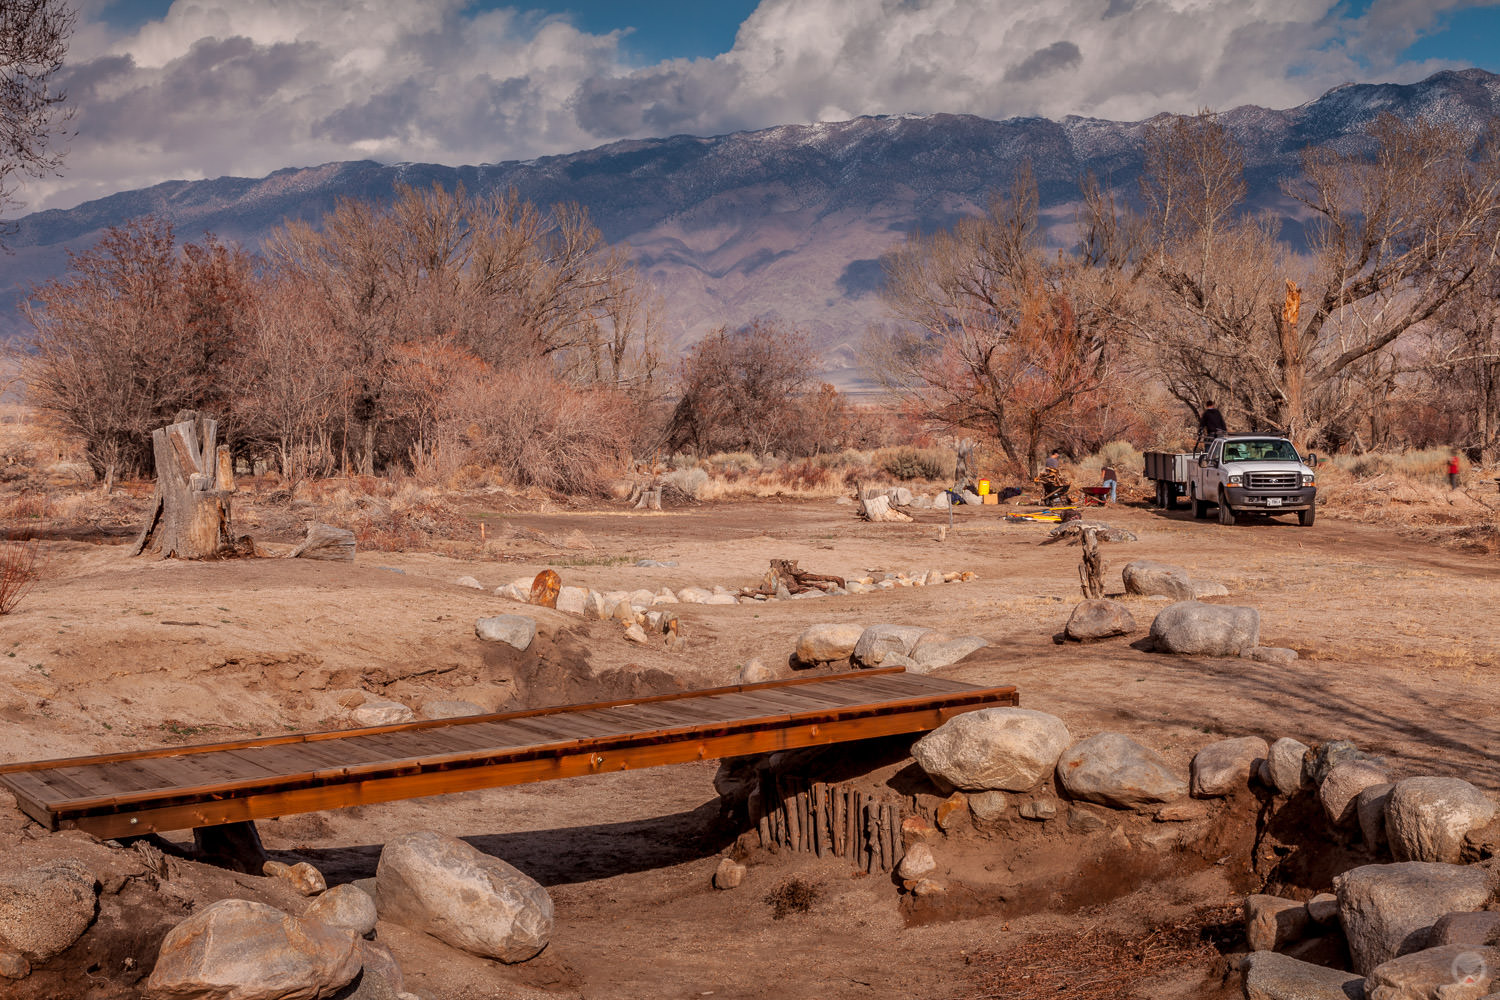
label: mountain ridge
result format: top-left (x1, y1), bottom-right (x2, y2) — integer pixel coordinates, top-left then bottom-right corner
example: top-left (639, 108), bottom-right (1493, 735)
top-left (7, 68), bottom-right (1500, 383)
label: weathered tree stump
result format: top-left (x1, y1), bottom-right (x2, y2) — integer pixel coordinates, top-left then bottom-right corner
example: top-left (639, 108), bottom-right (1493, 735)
top-left (530, 569), bottom-right (561, 607)
top-left (288, 523), bottom-right (356, 562)
top-left (132, 411), bottom-right (247, 559)
top-left (854, 480), bottom-right (912, 523)
top-left (1079, 526), bottom-right (1105, 599)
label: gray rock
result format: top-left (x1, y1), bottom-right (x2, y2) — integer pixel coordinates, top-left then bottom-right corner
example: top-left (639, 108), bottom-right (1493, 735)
top-left (676, 586), bottom-right (713, 603)
top-left (712, 858), bottom-right (746, 890)
top-left (739, 658), bottom-right (776, 684)
top-left (1238, 950), bottom-right (1364, 1000)
top-left (652, 587), bottom-right (679, 605)
top-left (967, 791), bottom-right (1009, 822)
top-left (1191, 736), bottom-right (1269, 798)
top-left (960, 490), bottom-right (982, 505)
top-left (144, 898), bottom-right (362, 1000)
top-left (703, 593), bottom-right (739, 605)
top-left (1018, 798), bottom-right (1057, 820)
top-left (933, 492), bottom-right (951, 510)
top-left (1245, 894), bottom-right (1312, 952)
top-left (582, 591), bottom-right (609, 619)
top-left (1306, 893), bottom-right (1339, 925)
top-left (1305, 740), bottom-right (1382, 786)
top-left (351, 699), bottom-right (414, 727)
top-left (1358, 782), bottom-right (1395, 850)
top-left (263, 860), bottom-right (326, 896)
top-left (627, 588), bottom-right (656, 611)
top-left (911, 708), bottom-right (1072, 792)
top-left (1428, 910), bottom-right (1500, 947)
top-left (1056, 732), bottom-right (1188, 810)
top-left (0, 950), bottom-right (28, 979)
top-left (1384, 776), bottom-right (1498, 864)
top-left (1148, 601), bottom-right (1260, 656)
top-left (1265, 738), bottom-right (1312, 796)
top-left (851, 624), bottom-right (933, 667)
top-left (1249, 646), bottom-right (1300, 665)
top-left (554, 586), bottom-right (588, 615)
top-left (885, 486), bottom-right (915, 507)
top-left (1064, 599), bottom-right (1137, 641)
top-left (348, 939), bottom-right (405, 999)
top-left (376, 831), bottom-right (553, 964)
top-left (623, 623), bottom-right (649, 644)
top-left (1320, 761), bottom-right (1390, 827)
top-left (1067, 806), bottom-right (1108, 833)
top-left (1363, 944), bottom-right (1499, 999)
top-left (420, 700), bottom-right (486, 720)
top-left (305, 883), bottom-right (378, 939)
top-left (493, 583), bottom-right (528, 602)
top-left (635, 559), bottom-right (677, 567)
top-left (0, 859), bottom-right (97, 962)
top-left (897, 842), bottom-right (937, 879)
top-left (1122, 560), bottom-right (1194, 600)
top-left (794, 624), bottom-right (865, 664)
top-left (455, 576), bottom-right (484, 590)
top-left (1190, 579), bottom-right (1230, 599)
top-left (1334, 861), bottom-right (1493, 974)
top-left (474, 615), bottom-right (536, 651)
top-left (909, 636), bottom-right (989, 672)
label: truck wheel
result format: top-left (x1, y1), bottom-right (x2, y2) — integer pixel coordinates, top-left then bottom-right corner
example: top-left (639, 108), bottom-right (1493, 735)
top-left (1192, 492), bottom-right (1208, 519)
top-left (1298, 506), bottom-right (1315, 526)
top-left (1217, 491), bottom-right (1236, 525)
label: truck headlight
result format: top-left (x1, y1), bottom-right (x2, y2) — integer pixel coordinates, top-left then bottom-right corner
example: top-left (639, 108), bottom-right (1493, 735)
top-left (1301, 475), bottom-right (1315, 486)
top-left (1227, 475), bottom-right (1242, 485)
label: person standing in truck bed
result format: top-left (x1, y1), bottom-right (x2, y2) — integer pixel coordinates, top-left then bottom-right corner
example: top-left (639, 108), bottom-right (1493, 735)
top-left (1198, 402), bottom-right (1227, 446)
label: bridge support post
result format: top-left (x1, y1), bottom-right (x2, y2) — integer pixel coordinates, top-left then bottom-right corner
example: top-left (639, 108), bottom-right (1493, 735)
top-left (193, 820), bottom-right (268, 873)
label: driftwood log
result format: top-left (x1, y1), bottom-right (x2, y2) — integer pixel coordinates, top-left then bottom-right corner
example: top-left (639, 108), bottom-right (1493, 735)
top-left (132, 411), bottom-right (250, 559)
top-left (741, 558), bottom-right (845, 598)
top-left (289, 523), bottom-right (356, 562)
top-left (853, 479), bottom-right (912, 523)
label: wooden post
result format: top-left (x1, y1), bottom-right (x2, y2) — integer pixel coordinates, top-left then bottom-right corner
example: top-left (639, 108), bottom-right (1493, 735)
top-left (1079, 526), bottom-right (1105, 599)
top-left (132, 411), bottom-right (247, 560)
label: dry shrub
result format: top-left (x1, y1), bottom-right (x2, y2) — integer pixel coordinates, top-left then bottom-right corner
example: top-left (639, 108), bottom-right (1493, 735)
top-left (0, 490), bottom-right (50, 521)
top-left (0, 535), bottom-right (41, 615)
top-left (763, 877), bottom-right (821, 920)
top-left (875, 445), bottom-right (953, 482)
top-left (960, 905), bottom-right (1236, 1000)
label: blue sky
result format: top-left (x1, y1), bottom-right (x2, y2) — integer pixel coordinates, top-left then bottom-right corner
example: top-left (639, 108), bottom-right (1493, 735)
top-left (26, 0), bottom-right (1500, 214)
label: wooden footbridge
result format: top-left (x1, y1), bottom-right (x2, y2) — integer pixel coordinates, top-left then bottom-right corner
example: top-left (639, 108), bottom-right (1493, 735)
top-left (0, 668), bottom-right (1018, 840)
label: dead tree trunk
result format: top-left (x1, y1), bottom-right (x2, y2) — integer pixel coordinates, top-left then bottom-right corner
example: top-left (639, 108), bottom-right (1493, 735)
top-left (1079, 527), bottom-right (1105, 599)
top-left (132, 411), bottom-right (247, 559)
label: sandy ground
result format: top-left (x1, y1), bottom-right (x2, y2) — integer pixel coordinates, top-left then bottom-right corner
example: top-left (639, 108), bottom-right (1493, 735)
top-left (2, 493), bottom-right (1499, 998)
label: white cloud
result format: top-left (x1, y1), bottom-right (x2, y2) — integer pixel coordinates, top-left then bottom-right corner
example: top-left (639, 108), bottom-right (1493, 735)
top-left (11, 0), bottom-right (1488, 213)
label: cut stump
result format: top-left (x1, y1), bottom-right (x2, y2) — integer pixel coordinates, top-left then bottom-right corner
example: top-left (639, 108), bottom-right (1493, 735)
top-left (132, 411), bottom-right (249, 560)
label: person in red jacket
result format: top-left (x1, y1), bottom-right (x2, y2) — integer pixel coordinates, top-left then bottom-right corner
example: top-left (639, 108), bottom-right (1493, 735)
top-left (1448, 453), bottom-right (1461, 489)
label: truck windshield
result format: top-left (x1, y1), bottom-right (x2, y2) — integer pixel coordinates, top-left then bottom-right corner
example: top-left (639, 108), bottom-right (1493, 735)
top-left (1221, 440), bottom-right (1300, 462)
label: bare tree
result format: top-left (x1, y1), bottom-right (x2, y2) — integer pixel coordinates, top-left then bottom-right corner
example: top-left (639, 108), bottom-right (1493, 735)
top-left (873, 165), bottom-right (1132, 476)
top-left (1, 0), bottom-right (75, 243)
top-left (1137, 111), bottom-right (1500, 447)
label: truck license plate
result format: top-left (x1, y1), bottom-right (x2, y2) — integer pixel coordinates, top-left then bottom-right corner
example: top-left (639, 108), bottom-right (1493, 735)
top-left (1266, 497), bottom-right (1282, 507)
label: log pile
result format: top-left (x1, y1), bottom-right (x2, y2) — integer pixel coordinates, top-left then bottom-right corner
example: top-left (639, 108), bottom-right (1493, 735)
top-left (739, 559), bottom-right (845, 598)
top-left (752, 772), bottom-right (906, 873)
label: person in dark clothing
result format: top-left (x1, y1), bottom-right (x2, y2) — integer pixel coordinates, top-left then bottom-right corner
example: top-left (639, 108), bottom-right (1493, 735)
top-left (1198, 402), bottom-right (1227, 445)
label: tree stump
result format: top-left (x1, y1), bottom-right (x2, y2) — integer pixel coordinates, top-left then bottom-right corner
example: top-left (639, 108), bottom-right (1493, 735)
top-left (854, 480), bottom-right (912, 523)
top-left (530, 569), bottom-right (561, 607)
top-left (288, 523), bottom-right (356, 561)
top-left (1079, 527), bottom-right (1105, 599)
top-left (132, 411), bottom-right (247, 559)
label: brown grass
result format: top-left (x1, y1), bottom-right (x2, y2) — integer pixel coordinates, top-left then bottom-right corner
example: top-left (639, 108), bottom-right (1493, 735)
top-left (958, 905), bottom-right (1237, 1000)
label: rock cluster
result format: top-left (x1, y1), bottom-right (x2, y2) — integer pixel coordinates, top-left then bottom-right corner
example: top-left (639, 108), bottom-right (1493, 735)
top-left (791, 622), bottom-right (989, 673)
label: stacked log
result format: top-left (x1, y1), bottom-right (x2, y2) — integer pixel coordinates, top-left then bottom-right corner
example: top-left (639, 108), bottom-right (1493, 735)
top-left (740, 559), bottom-right (846, 598)
top-left (753, 771), bottom-right (906, 872)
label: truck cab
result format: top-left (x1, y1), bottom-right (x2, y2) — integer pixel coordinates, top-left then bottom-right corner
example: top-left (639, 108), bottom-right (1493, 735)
top-left (1188, 435), bottom-right (1318, 526)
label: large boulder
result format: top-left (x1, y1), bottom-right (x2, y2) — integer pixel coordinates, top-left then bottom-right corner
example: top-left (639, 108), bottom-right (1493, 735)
top-left (1122, 560), bottom-right (1194, 600)
top-left (1064, 599), bottom-right (1136, 642)
top-left (909, 636), bottom-right (989, 673)
top-left (1244, 894), bottom-right (1311, 953)
top-left (1363, 944), bottom-right (1499, 1000)
top-left (1238, 951), bottom-right (1364, 1000)
top-left (1262, 737), bottom-right (1311, 797)
top-left (144, 898), bottom-right (362, 1000)
top-left (1333, 862), bottom-right (1493, 974)
top-left (1358, 783), bottom-right (1395, 850)
top-left (1056, 732), bottom-right (1188, 810)
top-left (851, 624), bottom-right (933, 667)
top-left (793, 624), bottom-right (865, 665)
top-left (554, 586), bottom-right (588, 616)
top-left (350, 699), bottom-right (413, 727)
top-left (911, 708), bottom-right (1072, 792)
top-left (474, 615), bottom-right (536, 651)
top-left (1191, 736), bottom-right (1269, 798)
top-left (304, 884), bottom-right (378, 940)
top-left (1148, 601), bottom-right (1260, 656)
top-left (1428, 910), bottom-right (1500, 947)
top-left (0, 859), bottom-right (97, 963)
top-left (375, 831), bottom-right (552, 964)
top-left (1383, 776), bottom-right (1497, 864)
top-left (1319, 760), bottom-right (1390, 827)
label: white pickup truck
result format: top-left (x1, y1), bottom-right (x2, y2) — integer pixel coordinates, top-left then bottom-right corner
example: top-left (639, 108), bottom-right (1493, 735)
top-left (1186, 434), bottom-right (1318, 526)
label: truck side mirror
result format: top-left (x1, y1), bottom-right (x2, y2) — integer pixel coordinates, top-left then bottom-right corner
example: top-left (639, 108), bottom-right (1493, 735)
top-left (1307, 453), bottom-right (1318, 468)
top-left (1198, 456), bottom-right (1209, 469)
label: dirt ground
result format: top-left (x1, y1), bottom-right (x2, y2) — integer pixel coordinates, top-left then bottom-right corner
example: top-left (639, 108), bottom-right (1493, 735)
top-left (3, 489), bottom-right (1499, 998)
